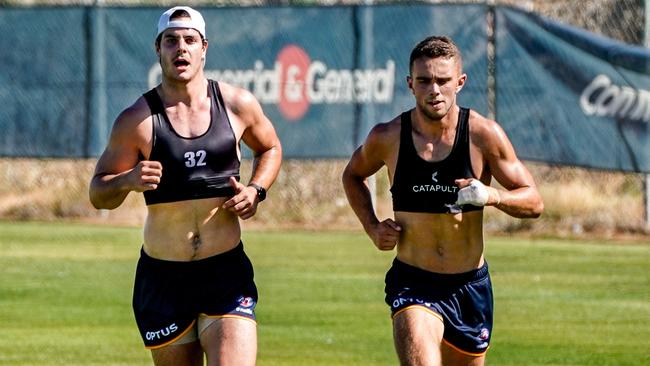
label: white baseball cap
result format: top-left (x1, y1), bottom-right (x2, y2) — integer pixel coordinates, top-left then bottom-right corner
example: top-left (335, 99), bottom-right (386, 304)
top-left (157, 6), bottom-right (206, 39)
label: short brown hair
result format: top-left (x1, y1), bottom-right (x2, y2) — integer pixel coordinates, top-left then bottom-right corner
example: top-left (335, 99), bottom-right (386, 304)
top-left (409, 36), bottom-right (462, 74)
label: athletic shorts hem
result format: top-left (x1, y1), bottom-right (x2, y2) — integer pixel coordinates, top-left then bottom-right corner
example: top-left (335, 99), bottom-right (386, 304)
top-left (392, 304), bottom-right (444, 323)
top-left (200, 313), bottom-right (258, 324)
top-left (145, 319), bottom-right (197, 350)
top-left (442, 338), bottom-right (489, 356)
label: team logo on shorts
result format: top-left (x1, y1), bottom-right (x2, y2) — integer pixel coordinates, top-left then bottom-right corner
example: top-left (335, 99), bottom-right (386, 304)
top-left (238, 296), bottom-right (255, 308)
top-left (479, 328), bottom-right (490, 341)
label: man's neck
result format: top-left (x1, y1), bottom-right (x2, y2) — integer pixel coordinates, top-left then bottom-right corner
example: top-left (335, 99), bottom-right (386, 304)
top-left (159, 75), bottom-right (208, 106)
top-left (412, 105), bottom-right (459, 138)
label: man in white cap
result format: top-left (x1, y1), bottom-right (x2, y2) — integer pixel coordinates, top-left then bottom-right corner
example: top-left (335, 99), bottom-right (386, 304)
top-left (90, 6), bottom-right (282, 366)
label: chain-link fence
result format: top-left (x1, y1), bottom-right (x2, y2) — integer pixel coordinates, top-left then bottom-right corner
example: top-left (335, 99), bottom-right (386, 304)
top-left (0, 0), bottom-right (646, 238)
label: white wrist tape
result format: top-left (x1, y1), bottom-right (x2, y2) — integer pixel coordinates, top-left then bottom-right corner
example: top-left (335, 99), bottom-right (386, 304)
top-left (456, 180), bottom-right (489, 207)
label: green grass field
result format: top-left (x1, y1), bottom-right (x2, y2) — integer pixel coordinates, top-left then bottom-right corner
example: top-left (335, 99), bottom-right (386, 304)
top-left (1, 221), bottom-right (649, 365)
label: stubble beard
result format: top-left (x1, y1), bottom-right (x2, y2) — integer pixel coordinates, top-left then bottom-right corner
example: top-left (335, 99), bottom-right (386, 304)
top-left (419, 100), bottom-right (447, 121)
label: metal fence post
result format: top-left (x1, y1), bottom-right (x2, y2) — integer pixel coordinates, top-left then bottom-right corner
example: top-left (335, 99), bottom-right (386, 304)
top-left (86, 1), bottom-right (108, 158)
top-left (643, 0), bottom-right (650, 229)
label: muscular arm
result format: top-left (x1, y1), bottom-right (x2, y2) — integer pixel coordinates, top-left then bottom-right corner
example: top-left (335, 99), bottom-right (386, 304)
top-left (239, 96), bottom-right (282, 191)
top-left (89, 99), bottom-right (161, 209)
top-left (473, 118), bottom-right (544, 218)
top-left (342, 123), bottom-right (402, 250)
top-left (221, 85), bottom-right (282, 219)
top-left (342, 145), bottom-right (384, 231)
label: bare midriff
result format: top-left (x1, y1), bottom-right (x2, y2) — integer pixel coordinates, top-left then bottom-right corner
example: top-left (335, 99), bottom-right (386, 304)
top-left (394, 210), bottom-right (485, 274)
top-left (143, 197), bottom-right (241, 261)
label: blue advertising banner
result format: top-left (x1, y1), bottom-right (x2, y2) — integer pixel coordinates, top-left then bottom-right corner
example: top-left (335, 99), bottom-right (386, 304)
top-left (0, 8), bottom-right (88, 157)
top-left (495, 7), bottom-right (650, 172)
top-left (145, 5), bottom-right (489, 158)
top-left (0, 5), bottom-right (488, 159)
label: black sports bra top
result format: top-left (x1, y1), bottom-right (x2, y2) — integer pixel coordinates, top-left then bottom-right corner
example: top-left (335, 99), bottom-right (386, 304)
top-left (390, 108), bottom-right (482, 214)
top-left (142, 80), bottom-right (240, 205)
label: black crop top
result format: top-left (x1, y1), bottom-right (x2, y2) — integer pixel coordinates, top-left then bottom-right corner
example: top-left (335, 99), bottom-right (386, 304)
top-left (142, 80), bottom-right (240, 205)
top-left (390, 108), bottom-right (482, 214)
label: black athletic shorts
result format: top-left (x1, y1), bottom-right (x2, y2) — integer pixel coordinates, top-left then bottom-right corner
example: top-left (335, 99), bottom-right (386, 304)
top-left (132, 242), bottom-right (258, 349)
top-left (385, 258), bottom-right (493, 356)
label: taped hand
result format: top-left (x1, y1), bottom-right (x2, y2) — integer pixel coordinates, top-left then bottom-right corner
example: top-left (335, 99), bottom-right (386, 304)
top-left (456, 180), bottom-right (489, 207)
